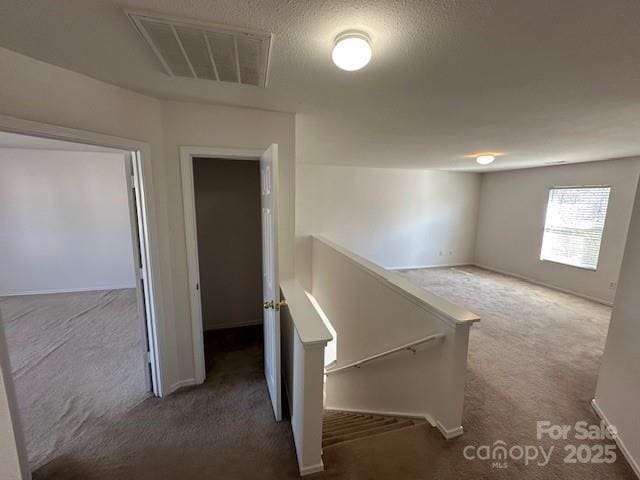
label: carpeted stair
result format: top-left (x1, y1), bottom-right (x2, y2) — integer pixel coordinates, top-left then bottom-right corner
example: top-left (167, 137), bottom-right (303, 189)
top-left (322, 411), bottom-right (424, 448)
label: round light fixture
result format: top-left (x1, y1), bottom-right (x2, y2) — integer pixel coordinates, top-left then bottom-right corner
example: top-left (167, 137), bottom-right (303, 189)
top-left (332, 32), bottom-right (372, 71)
top-left (476, 154), bottom-right (496, 165)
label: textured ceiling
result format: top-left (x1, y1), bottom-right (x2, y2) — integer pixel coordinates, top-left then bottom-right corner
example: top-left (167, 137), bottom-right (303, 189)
top-left (1, 0), bottom-right (640, 171)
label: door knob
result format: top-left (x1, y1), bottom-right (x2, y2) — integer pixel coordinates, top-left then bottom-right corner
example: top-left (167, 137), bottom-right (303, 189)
top-left (263, 300), bottom-right (274, 309)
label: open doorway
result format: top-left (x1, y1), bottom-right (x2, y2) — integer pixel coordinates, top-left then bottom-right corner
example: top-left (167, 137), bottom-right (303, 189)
top-left (193, 157), bottom-right (263, 332)
top-left (0, 130), bottom-right (160, 472)
top-left (181, 145), bottom-right (282, 421)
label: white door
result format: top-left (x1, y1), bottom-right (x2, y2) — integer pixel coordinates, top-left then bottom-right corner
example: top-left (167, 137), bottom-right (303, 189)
top-left (126, 151), bottom-right (160, 395)
top-left (260, 144), bottom-right (282, 421)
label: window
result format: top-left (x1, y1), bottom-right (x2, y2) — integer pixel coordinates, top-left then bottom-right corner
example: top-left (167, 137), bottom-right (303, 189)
top-left (540, 186), bottom-right (611, 270)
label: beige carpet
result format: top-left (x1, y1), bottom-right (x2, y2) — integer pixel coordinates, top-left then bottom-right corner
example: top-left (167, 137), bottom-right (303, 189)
top-left (322, 411), bottom-right (425, 448)
top-left (8, 269), bottom-right (637, 479)
top-left (0, 289), bottom-right (150, 470)
top-left (360, 265), bottom-right (635, 479)
top-left (31, 326), bottom-right (301, 480)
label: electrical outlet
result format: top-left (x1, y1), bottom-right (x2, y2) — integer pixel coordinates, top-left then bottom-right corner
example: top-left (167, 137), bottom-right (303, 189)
top-left (609, 281), bottom-right (617, 290)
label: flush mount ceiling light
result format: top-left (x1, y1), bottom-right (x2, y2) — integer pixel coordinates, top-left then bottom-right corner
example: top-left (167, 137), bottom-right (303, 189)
top-left (332, 31), bottom-right (372, 71)
top-left (476, 154), bottom-right (496, 165)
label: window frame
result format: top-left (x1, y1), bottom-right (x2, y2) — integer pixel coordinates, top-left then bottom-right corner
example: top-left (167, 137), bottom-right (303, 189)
top-left (539, 184), bottom-right (611, 272)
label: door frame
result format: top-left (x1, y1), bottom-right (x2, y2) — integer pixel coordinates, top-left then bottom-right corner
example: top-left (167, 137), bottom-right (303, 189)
top-left (180, 146), bottom-right (265, 385)
top-left (0, 114), bottom-right (167, 397)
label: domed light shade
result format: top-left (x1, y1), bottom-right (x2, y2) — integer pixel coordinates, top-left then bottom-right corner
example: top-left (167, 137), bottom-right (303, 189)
top-left (476, 154), bottom-right (496, 165)
top-left (332, 32), bottom-right (372, 71)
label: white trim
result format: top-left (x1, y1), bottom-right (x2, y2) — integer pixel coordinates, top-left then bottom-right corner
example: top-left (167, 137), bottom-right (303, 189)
top-left (436, 422), bottom-right (464, 440)
top-left (167, 378), bottom-right (198, 395)
top-left (181, 145), bottom-right (264, 161)
top-left (591, 399), bottom-right (640, 479)
top-left (180, 150), bottom-right (205, 386)
top-left (281, 280), bottom-right (333, 347)
top-left (0, 114), bottom-right (167, 398)
top-left (299, 462), bottom-right (325, 476)
top-left (0, 114), bottom-right (170, 480)
top-left (1, 285), bottom-right (137, 297)
top-left (0, 115), bottom-right (166, 397)
top-left (386, 262), bottom-right (472, 271)
top-left (474, 263), bottom-right (613, 306)
top-left (324, 406), bottom-right (436, 426)
top-left (204, 319), bottom-right (263, 331)
top-left (180, 146), bottom-right (264, 387)
top-left (313, 236), bottom-right (480, 328)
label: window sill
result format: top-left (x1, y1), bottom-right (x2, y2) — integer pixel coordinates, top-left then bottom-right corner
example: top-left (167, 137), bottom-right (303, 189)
top-left (540, 258), bottom-right (597, 272)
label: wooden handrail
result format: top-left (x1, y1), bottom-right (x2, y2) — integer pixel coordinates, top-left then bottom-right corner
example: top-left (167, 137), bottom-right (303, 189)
top-left (324, 333), bottom-right (445, 375)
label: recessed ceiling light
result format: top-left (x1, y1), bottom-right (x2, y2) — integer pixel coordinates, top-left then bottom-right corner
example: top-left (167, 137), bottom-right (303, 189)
top-left (476, 154), bottom-right (496, 165)
top-left (332, 32), bottom-right (372, 71)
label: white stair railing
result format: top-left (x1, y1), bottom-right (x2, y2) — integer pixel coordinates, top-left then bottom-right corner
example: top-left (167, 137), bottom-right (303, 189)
top-left (324, 333), bottom-right (444, 375)
top-left (312, 235), bottom-right (480, 439)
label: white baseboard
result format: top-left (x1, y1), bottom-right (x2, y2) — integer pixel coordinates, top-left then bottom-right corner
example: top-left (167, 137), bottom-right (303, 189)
top-left (1, 284), bottom-right (137, 297)
top-left (436, 421), bottom-right (464, 440)
top-left (324, 406), bottom-right (436, 426)
top-left (299, 461), bottom-right (324, 476)
top-left (591, 399), bottom-right (640, 478)
top-left (473, 264), bottom-right (613, 307)
top-left (167, 378), bottom-right (197, 396)
top-left (204, 319), bottom-right (263, 331)
top-left (386, 262), bottom-right (472, 271)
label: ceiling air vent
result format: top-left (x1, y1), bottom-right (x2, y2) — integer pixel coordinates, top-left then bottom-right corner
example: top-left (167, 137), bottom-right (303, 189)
top-left (127, 11), bottom-right (271, 87)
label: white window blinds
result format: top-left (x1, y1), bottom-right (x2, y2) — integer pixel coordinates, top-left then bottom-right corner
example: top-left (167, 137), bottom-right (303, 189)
top-left (540, 186), bottom-right (611, 270)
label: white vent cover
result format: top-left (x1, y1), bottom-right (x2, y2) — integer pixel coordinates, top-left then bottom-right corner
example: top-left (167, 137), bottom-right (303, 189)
top-left (127, 11), bottom-right (271, 87)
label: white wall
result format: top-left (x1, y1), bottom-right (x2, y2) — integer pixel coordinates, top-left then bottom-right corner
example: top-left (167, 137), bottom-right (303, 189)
top-left (0, 46), bottom-right (296, 392)
top-left (0, 45), bottom-right (182, 395)
top-left (594, 177), bottom-right (640, 476)
top-left (0, 45), bottom-right (168, 480)
top-left (312, 236), bottom-right (478, 436)
top-left (0, 148), bottom-right (135, 296)
top-left (296, 164), bottom-right (481, 289)
top-left (475, 158), bottom-right (640, 304)
top-left (161, 101), bottom-right (295, 380)
top-left (0, 42), bottom-right (298, 478)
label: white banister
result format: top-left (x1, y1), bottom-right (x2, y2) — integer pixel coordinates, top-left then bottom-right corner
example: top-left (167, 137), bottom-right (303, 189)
top-left (312, 236), bottom-right (479, 328)
top-left (280, 279), bottom-right (332, 476)
top-left (311, 235), bottom-right (480, 439)
top-left (325, 333), bottom-right (445, 375)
